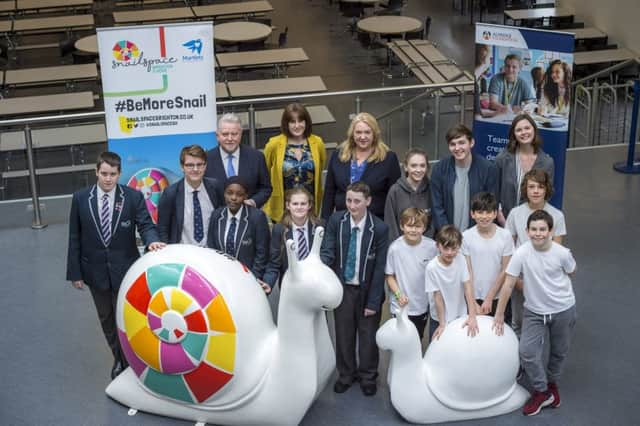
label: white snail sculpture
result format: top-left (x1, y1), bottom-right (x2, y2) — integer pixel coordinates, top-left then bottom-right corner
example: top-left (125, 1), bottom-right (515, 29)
top-left (376, 309), bottom-right (529, 424)
top-left (106, 227), bottom-right (343, 425)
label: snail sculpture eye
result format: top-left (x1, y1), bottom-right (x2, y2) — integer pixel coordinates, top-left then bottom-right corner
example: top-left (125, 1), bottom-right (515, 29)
top-left (118, 263), bottom-right (236, 403)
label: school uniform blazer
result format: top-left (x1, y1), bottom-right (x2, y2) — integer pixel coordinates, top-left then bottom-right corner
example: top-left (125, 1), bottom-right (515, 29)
top-left (66, 184), bottom-right (159, 291)
top-left (206, 205), bottom-right (270, 280)
top-left (430, 153), bottom-right (497, 231)
top-left (262, 219), bottom-right (324, 289)
top-left (262, 133), bottom-right (326, 222)
top-left (320, 211), bottom-right (389, 311)
top-left (204, 145), bottom-right (272, 208)
top-left (156, 177), bottom-right (224, 244)
top-left (321, 150), bottom-right (401, 220)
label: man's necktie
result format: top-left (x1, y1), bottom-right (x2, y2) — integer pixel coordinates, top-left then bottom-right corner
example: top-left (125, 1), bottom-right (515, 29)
top-left (226, 154), bottom-right (236, 177)
top-left (193, 190), bottom-right (203, 243)
top-left (297, 227), bottom-right (308, 260)
top-left (225, 216), bottom-right (237, 255)
top-left (344, 227), bottom-right (358, 281)
top-left (100, 193), bottom-right (111, 245)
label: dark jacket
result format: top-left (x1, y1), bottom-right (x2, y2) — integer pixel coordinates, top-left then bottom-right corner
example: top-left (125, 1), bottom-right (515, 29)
top-left (262, 220), bottom-right (324, 289)
top-left (320, 211), bottom-right (389, 311)
top-left (66, 184), bottom-right (159, 290)
top-left (204, 145), bottom-right (272, 208)
top-left (206, 205), bottom-right (270, 280)
top-left (383, 175), bottom-right (432, 241)
top-left (430, 153), bottom-right (497, 231)
top-left (157, 177), bottom-right (224, 244)
top-left (321, 150), bottom-right (401, 219)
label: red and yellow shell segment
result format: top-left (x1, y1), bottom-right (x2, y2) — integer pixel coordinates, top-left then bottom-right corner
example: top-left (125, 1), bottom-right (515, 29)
top-left (118, 263), bottom-right (236, 403)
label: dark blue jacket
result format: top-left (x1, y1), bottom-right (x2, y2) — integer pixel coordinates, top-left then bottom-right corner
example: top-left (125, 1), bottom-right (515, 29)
top-left (66, 184), bottom-right (159, 290)
top-left (320, 211), bottom-right (389, 311)
top-left (430, 153), bottom-right (497, 231)
top-left (321, 150), bottom-right (401, 219)
top-left (204, 145), bottom-right (272, 208)
top-left (157, 177), bottom-right (224, 244)
top-left (206, 205), bottom-right (270, 280)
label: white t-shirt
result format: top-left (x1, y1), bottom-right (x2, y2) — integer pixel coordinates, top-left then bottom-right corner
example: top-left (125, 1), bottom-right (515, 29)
top-left (425, 253), bottom-right (470, 323)
top-left (462, 225), bottom-right (514, 300)
top-left (385, 236), bottom-right (438, 315)
top-left (505, 202), bottom-right (567, 247)
top-left (506, 241), bottom-right (576, 315)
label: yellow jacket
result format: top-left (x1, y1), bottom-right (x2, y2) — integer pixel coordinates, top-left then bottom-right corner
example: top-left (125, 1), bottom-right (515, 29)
top-left (263, 133), bottom-right (326, 222)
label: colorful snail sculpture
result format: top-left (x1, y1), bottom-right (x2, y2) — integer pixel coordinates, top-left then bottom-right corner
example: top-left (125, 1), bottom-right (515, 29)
top-left (376, 309), bottom-right (529, 424)
top-left (106, 227), bottom-right (343, 425)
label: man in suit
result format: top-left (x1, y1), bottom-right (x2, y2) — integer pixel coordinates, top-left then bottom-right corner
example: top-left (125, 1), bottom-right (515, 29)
top-left (205, 113), bottom-right (272, 208)
top-left (157, 144), bottom-right (224, 245)
top-left (66, 152), bottom-right (165, 379)
top-left (321, 181), bottom-right (389, 397)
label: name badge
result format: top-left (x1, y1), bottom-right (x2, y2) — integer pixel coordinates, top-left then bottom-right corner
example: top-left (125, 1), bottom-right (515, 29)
top-left (120, 220), bottom-right (132, 228)
top-left (241, 238), bottom-right (253, 246)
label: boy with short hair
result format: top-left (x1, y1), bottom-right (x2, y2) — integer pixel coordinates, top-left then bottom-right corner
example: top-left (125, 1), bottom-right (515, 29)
top-left (493, 210), bottom-right (577, 417)
top-left (385, 208), bottom-right (438, 340)
top-left (461, 192), bottom-right (514, 321)
top-left (425, 225), bottom-right (479, 340)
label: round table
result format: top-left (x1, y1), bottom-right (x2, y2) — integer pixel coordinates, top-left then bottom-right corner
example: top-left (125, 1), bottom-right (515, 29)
top-left (214, 22), bottom-right (272, 44)
top-left (75, 34), bottom-right (97, 54)
top-left (356, 15), bottom-right (422, 35)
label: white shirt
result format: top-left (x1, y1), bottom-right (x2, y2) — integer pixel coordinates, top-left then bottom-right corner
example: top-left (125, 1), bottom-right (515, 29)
top-left (506, 202), bottom-right (567, 247)
top-left (385, 236), bottom-right (438, 315)
top-left (181, 179), bottom-right (214, 247)
top-left (425, 253), bottom-right (470, 323)
top-left (461, 225), bottom-right (514, 300)
top-left (221, 147), bottom-right (240, 178)
top-left (224, 205), bottom-right (244, 251)
top-left (506, 241), bottom-right (576, 315)
top-left (345, 215), bottom-right (366, 285)
top-left (96, 185), bottom-right (116, 224)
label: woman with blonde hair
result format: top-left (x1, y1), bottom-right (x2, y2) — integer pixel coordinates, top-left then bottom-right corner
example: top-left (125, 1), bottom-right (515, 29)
top-left (321, 112), bottom-right (401, 219)
top-left (263, 103), bottom-right (326, 222)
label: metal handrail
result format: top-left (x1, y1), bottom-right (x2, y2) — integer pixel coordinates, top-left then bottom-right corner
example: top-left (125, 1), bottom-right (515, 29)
top-left (572, 57), bottom-right (640, 86)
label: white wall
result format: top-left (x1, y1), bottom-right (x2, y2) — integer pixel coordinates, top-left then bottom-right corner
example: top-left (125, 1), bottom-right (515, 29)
top-left (560, 0), bottom-right (640, 50)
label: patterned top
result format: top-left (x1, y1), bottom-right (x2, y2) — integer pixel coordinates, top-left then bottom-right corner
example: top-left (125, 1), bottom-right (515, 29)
top-left (283, 142), bottom-right (315, 195)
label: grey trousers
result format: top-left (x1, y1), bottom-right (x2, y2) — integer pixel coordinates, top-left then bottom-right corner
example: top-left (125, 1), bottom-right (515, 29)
top-left (519, 305), bottom-right (577, 392)
top-left (511, 288), bottom-right (524, 338)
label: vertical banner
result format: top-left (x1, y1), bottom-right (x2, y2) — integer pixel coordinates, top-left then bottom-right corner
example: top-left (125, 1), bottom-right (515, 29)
top-left (473, 24), bottom-right (574, 207)
top-left (98, 22), bottom-right (216, 222)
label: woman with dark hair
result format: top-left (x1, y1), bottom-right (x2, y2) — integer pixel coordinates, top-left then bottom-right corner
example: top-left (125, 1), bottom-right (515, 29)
top-left (263, 103), bottom-right (326, 222)
top-left (495, 114), bottom-right (554, 225)
top-left (321, 112), bottom-right (401, 219)
top-left (540, 60), bottom-right (572, 116)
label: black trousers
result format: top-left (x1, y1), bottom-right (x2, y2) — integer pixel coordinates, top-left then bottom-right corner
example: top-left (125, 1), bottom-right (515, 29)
top-left (334, 284), bottom-right (381, 386)
top-left (89, 285), bottom-right (124, 364)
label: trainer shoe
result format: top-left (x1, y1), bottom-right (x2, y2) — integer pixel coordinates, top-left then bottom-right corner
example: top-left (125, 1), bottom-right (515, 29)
top-left (548, 382), bottom-right (561, 407)
top-left (522, 390), bottom-right (555, 416)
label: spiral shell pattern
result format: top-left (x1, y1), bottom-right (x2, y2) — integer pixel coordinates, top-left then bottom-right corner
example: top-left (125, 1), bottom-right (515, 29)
top-left (117, 263), bottom-right (236, 403)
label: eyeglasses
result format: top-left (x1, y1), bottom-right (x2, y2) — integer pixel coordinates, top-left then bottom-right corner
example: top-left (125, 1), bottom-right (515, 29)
top-left (183, 163), bottom-right (206, 170)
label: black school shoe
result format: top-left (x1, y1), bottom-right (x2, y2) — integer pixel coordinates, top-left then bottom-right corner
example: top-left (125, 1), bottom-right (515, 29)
top-left (360, 382), bottom-right (377, 396)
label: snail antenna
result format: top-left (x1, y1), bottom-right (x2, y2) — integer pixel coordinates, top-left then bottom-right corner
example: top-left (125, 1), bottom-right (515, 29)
top-left (285, 239), bottom-right (298, 273)
top-left (310, 226), bottom-right (324, 258)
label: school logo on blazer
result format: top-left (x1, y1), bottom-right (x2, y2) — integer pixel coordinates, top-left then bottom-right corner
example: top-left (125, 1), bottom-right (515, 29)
top-left (241, 238), bottom-right (252, 246)
top-left (366, 252), bottom-right (376, 260)
top-left (121, 220), bottom-right (132, 228)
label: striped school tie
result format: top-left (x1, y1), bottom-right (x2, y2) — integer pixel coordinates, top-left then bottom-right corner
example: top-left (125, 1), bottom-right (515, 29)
top-left (100, 193), bottom-right (111, 245)
top-left (193, 190), bottom-right (204, 243)
top-left (297, 228), bottom-right (308, 260)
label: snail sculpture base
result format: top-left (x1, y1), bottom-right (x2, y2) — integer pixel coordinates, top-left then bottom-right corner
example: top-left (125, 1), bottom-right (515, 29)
top-left (106, 230), bottom-right (343, 425)
top-left (377, 312), bottom-right (529, 424)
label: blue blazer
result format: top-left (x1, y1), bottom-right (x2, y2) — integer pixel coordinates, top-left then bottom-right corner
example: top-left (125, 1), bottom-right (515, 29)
top-left (263, 220), bottom-right (324, 289)
top-left (430, 153), bottom-right (498, 231)
top-left (157, 177), bottom-right (224, 244)
top-left (66, 184), bottom-right (159, 291)
top-left (320, 211), bottom-right (389, 311)
top-left (321, 150), bottom-right (401, 219)
top-left (206, 205), bottom-right (270, 280)
top-left (204, 145), bottom-right (272, 208)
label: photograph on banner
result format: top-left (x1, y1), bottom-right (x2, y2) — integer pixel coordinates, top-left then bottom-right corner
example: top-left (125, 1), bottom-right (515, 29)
top-left (97, 22), bottom-right (216, 222)
top-left (475, 44), bottom-right (573, 131)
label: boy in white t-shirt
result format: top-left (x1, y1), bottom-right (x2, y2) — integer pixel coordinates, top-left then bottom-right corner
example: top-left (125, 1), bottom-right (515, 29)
top-left (425, 225), bottom-right (479, 340)
top-left (462, 192), bottom-right (514, 322)
top-left (505, 169), bottom-right (567, 336)
top-left (493, 210), bottom-right (577, 417)
top-left (385, 208), bottom-right (438, 340)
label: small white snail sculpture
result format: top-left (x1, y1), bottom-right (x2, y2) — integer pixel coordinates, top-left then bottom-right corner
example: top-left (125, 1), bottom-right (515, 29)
top-left (106, 227), bottom-right (343, 425)
top-left (376, 308), bottom-right (529, 424)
